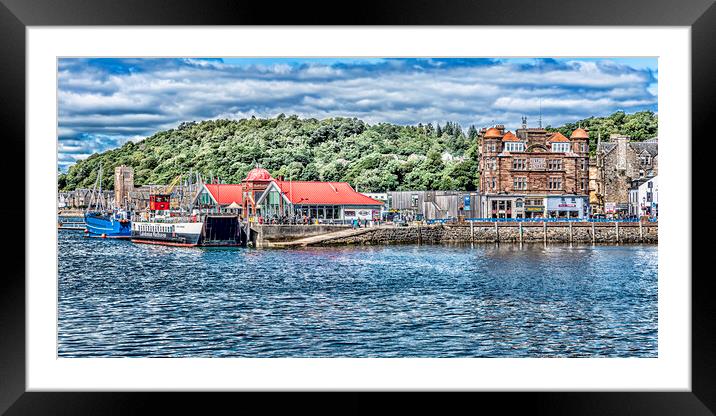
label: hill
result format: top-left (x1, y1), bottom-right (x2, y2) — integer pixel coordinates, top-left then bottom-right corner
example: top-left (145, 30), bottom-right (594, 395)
top-left (546, 110), bottom-right (658, 151)
top-left (58, 111), bottom-right (657, 193)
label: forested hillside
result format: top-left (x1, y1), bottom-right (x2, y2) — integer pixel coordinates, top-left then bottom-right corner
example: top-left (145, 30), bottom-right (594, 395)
top-left (58, 111), bottom-right (657, 192)
top-left (546, 110), bottom-right (658, 152)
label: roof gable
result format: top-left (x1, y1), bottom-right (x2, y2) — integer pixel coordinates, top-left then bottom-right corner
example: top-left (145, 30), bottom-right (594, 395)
top-left (547, 132), bottom-right (570, 143)
top-left (203, 184), bottom-right (243, 205)
top-left (276, 181), bottom-right (383, 205)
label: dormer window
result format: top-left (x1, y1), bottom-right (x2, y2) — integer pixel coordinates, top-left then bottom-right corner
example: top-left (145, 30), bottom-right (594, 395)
top-left (551, 143), bottom-right (570, 152)
top-left (504, 142), bottom-right (525, 152)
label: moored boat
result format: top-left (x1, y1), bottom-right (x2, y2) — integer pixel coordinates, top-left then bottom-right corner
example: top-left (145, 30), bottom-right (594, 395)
top-left (85, 210), bottom-right (132, 238)
top-left (131, 213), bottom-right (244, 247)
top-left (83, 163), bottom-right (132, 238)
top-left (131, 179), bottom-right (246, 247)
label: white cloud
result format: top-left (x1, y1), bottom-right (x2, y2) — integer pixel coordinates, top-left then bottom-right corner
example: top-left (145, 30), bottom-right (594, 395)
top-left (58, 57), bottom-right (657, 171)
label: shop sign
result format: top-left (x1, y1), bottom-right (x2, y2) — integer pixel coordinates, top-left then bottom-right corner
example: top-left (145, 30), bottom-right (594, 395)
top-left (547, 198), bottom-right (582, 211)
top-left (605, 202), bottom-right (616, 213)
top-left (525, 206), bottom-right (544, 212)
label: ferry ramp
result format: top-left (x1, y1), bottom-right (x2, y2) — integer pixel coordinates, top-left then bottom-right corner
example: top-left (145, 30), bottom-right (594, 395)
top-left (267, 227), bottom-right (376, 248)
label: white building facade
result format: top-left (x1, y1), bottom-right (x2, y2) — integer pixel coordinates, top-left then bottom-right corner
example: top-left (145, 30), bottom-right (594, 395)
top-left (629, 176), bottom-right (658, 217)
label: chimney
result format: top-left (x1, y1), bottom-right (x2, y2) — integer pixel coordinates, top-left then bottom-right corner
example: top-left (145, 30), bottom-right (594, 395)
top-left (615, 135), bottom-right (628, 171)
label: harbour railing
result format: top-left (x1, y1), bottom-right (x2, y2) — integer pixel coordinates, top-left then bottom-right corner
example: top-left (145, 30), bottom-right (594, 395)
top-left (425, 217), bottom-right (657, 224)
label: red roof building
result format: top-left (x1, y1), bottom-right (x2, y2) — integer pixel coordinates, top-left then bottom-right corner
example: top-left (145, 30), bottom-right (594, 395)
top-left (195, 166), bottom-right (384, 221)
top-left (547, 132), bottom-right (570, 143)
top-left (276, 180), bottom-right (382, 206)
top-left (203, 184), bottom-right (244, 205)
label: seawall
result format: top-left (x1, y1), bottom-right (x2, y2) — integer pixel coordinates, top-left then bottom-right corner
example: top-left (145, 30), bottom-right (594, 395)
top-left (249, 224), bottom-right (352, 247)
top-left (301, 222), bottom-right (657, 246)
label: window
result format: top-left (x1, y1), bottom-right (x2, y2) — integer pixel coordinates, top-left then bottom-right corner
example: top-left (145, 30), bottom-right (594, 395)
top-left (505, 142), bottom-right (525, 152)
top-left (548, 177), bottom-right (562, 190)
top-left (513, 177), bottom-right (527, 190)
top-left (530, 158), bottom-right (545, 170)
top-left (640, 155), bottom-right (651, 165)
top-left (491, 177), bottom-right (496, 190)
top-left (487, 158), bottom-right (497, 170)
top-left (547, 159), bottom-right (563, 170)
top-left (551, 142), bottom-right (570, 152)
top-left (580, 158), bottom-right (588, 170)
top-left (580, 179), bottom-right (589, 192)
top-left (512, 158), bottom-right (526, 170)
top-left (526, 198), bottom-right (543, 206)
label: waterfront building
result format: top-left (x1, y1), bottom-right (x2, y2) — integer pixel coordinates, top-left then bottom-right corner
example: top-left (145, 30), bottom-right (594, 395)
top-left (628, 176), bottom-right (658, 217)
top-left (57, 188), bottom-right (112, 209)
top-left (595, 135), bottom-right (658, 216)
top-left (360, 192), bottom-right (389, 219)
top-left (193, 167), bottom-right (383, 221)
top-left (193, 183), bottom-right (245, 214)
top-left (588, 156), bottom-right (604, 215)
top-left (386, 190), bottom-right (481, 220)
top-left (478, 123), bottom-right (590, 219)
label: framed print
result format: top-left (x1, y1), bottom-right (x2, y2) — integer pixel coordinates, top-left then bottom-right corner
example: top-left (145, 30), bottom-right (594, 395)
top-left (2, 0), bottom-right (714, 413)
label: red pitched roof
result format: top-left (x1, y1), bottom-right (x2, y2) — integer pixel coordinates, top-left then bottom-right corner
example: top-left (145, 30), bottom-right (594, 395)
top-left (502, 131), bottom-right (521, 142)
top-left (204, 184), bottom-right (243, 205)
top-left (547, 132), bottom-right (570, 142)
top-left (276, 180), bottom-right (383, 206)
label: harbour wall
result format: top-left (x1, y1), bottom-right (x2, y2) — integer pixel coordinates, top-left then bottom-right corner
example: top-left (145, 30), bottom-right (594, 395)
top-left (250, 224), bottom-right (351, 247)
top-left (307, 222), bottom-right (657, 246)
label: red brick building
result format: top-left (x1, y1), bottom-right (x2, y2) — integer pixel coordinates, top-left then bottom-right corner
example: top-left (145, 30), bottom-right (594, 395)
top-left (479, 124), bottom-right (591, 218)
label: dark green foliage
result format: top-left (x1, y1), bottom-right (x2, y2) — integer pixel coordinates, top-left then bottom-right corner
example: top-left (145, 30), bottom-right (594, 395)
top-left (59, 111), bottom-right (656, 192)
top-left (546, 110), bottom-right (658, 155)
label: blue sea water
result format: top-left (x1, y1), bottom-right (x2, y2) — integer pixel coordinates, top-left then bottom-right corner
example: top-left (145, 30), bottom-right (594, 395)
top-left (58, 231), bottom-right (657, 357)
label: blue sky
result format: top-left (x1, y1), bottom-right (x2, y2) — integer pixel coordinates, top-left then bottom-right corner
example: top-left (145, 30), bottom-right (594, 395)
top-left (58, 57), bottom-right (657, 172)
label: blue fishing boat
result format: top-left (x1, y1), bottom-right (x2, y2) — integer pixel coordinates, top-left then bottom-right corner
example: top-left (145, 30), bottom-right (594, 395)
top-left (84, 210), bottom-right (132, 238)
top-left (83, 163), bottom-right (132, 238)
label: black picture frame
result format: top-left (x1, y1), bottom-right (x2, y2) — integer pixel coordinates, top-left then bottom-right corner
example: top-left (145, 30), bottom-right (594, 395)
top-left (1, 0), bottom-right (712, 413)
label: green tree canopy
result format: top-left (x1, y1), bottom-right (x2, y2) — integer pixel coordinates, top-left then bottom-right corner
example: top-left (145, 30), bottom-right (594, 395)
top-left (59, 111), bottom-right (656, 192)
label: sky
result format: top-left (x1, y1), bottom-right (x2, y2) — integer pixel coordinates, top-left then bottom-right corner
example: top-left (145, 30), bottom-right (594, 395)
top-left (57, 57), bottom-right (658, 172)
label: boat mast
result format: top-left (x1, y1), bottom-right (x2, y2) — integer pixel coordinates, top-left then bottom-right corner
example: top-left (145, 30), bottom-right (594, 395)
top-left (97, 163), bottom-right (104, 211)
top-left (87, 163), bottom-right (103, 213)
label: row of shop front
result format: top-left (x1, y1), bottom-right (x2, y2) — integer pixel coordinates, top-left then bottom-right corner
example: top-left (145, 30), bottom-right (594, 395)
top-left (480, 195), bottom-right (590, 219)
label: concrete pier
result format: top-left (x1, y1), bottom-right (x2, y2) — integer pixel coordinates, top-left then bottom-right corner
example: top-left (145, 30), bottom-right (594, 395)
top-left (249, 222), bottom-right (657, 247)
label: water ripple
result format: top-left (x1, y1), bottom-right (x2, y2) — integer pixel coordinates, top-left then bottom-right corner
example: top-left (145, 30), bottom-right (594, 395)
top-left (58, 233), bottom-right (657, 357)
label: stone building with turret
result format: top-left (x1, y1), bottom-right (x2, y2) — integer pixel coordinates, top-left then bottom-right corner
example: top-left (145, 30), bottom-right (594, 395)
top-left (594, 135), bottom-right (658, 216)
top-left (478, 123), bottom-right (591, 219)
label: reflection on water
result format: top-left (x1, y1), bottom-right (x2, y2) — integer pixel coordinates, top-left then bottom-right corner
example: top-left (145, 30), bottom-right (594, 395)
top-left (58, 232), bottom-right (657, 357)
